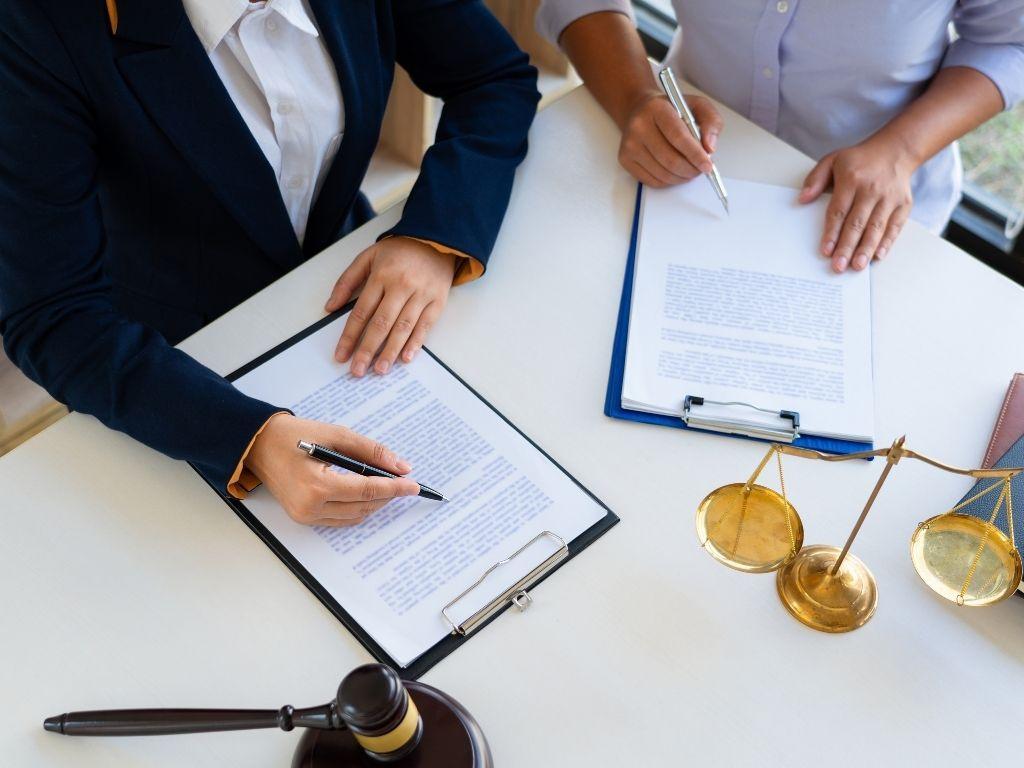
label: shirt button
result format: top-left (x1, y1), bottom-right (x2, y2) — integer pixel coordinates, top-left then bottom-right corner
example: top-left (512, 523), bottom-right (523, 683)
top-left (287, 176), bottom-right (305, 190)
top-left (762, 67), bottom-right (774, 78)
top-left (776, 1), bottom-right (789, 12)
top-left (277, 101), bottom-right (293, 115)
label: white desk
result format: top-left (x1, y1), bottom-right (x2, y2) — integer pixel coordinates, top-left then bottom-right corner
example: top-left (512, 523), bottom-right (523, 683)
top-left (4, 86), bottom-right (1024, 767)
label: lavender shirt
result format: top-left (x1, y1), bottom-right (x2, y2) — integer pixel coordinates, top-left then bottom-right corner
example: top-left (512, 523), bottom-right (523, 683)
top-left (537, 0), bottom-right (1024, 232)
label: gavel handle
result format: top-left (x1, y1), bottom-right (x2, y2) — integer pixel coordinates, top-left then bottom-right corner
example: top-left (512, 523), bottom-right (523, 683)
top-left (44, 703), bottom-right (343, 736)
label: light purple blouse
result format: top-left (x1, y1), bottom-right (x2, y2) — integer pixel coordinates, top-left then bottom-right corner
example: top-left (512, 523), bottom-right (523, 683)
top-left (537, 0), bottom-right (1024, 232)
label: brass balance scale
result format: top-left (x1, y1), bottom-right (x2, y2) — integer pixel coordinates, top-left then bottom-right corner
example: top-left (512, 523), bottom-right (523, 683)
top-left (696, 436), bottom-right (1024, 632)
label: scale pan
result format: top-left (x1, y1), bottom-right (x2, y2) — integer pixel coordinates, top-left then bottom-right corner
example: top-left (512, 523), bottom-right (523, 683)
top-left (910, 513), bottom-right (1023, 606)
top-left (696, 483), bottom-right (803, 573)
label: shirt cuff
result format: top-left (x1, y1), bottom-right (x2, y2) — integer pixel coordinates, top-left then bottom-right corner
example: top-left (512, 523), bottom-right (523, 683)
top-left (534, 0), bottom-right (634, 47)
top-left (227, 411), bottom-right (290, 499)
top-left (390, 235), bottom-right (485, 286)
top-left (942, 38), bottom-right (1024, 111)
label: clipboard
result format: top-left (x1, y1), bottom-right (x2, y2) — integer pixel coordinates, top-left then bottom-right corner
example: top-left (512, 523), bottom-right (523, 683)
top-left (604, 184), bottom-right (873, 456)
top-left (195, 308), bottom-right (618, 679)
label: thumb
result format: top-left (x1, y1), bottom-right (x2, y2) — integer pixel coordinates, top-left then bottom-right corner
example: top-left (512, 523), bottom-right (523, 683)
top-left (689, 96), bottom-right (724, 154)
top-left (799, 154), bottom-right (835, 203)
top-left (325, 249), bottom-right (372, 312)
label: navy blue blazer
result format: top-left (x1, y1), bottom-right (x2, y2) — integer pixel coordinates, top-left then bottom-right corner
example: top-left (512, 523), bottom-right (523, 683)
top-left (0, 0), bottom-right (539, 491)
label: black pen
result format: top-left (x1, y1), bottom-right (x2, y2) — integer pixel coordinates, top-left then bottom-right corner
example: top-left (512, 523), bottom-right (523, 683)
top-left (296, 440), bottom-right (449, 502)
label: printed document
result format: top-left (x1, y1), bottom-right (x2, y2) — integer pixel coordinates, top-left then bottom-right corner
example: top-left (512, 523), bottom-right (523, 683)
top-left (233, 315), bottom-right (608, 667)
top-left (622, 178), bottom-right (874, 442)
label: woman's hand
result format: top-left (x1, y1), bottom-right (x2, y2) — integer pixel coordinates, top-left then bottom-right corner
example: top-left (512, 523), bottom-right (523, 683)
top-left (326, 237), bottom-right (458, 376)
top-left (617, 92), bottom-right (723, 188)
top-left (799, 138), bottom-right (917, 272)
top-left (246, 414), bottom-right (420, 527)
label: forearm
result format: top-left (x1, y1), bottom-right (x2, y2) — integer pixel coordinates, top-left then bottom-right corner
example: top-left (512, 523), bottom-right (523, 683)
top-left (868, 66), bottom-right (1004, 169)
top-left (559, 11), bottom-right (659, 130)
top-left (388, 0), bottom-right (540, 264)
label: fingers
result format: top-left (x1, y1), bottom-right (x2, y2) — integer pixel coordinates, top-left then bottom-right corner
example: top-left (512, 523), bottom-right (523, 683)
top-left (688, 96), bottom-right (724, 153)
top-left (322, 472), bottom-right (420, 504)
top-left (799, 154), bottom-right (835, 204)
top-left (877, 205), bottom-right (910, 261)
top-left (652, 105), bottom-right (713, 176)
top-left (820, 180), bottom-right (855, 262)
top-left (325, 424), bottom-right (411, 474)
top-left (376, 297), bottom-right (428, 373)
top-left (325, 250), bottom-right (372, 312)
top-left (620, 134), bottom-right (688, 187)
top-left (850, 203), bottom-right (894, 270)
top-left (334, 280), bottom-right (384, 366)
top-left (830, 192), bottom-right (878, 272)
top-left (401, 301), bottom-right (442, 364)
top-left (347, 289), bottom-right (411, 377)
top-left (318, 499), bottom-right (389, 527)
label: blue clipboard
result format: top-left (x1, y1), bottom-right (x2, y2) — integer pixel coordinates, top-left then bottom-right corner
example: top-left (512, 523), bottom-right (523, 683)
top-left (604, 184), bottom-right (873, 456)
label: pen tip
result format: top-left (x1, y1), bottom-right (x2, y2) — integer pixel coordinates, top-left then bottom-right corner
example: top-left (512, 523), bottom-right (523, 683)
top-left (441, 495), bottom-right (451, 503)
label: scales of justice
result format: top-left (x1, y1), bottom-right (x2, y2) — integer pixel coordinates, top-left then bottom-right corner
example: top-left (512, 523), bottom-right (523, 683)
top-left (696, 436), bottom-right (1024, 632)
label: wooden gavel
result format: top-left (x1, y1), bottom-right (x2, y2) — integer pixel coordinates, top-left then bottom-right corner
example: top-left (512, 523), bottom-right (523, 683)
top-left (44, 663), bottom-right (492, 767)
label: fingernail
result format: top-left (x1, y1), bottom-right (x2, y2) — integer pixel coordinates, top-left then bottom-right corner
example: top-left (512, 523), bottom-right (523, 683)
top-left (708, 132), bottom-right (718, 152)
top-left (402, 350), bottom-right (414, 363)
top-left (877, 245), bottom-right (888, 260)
top-left (396, 459), bottom-right (412, 473)
top-left (822, 240), bottom-right (835, 256)
top-left (376, 359), bottom-right (390, 374)
top-left (853, 254), bottom-right (868, 270)
top-left (835, 257), bottom-right (849, 272)
top-left (352, 361), bottom-right (366, 377)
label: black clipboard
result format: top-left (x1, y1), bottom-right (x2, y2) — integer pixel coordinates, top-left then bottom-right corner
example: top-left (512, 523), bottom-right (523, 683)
top-left (194, 306), bottom-right (618, 679)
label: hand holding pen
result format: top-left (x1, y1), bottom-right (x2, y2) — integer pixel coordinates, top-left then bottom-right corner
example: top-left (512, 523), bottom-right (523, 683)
top-left (658, 67), bottom-right (729, 213)
top-left (613, 75), bottom-right (724, 191)
top-left (244, 415), bottom-right (423, 528)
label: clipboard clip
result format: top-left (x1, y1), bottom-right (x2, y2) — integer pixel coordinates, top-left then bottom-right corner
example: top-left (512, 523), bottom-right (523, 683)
top-left (441, 531), bottom-right (568, 637)
top-left (682, 395), bottom-right (801, 443)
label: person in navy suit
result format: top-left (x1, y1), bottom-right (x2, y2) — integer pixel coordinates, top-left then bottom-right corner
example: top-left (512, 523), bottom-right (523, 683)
top-left (0, 0), bottom-right (539, 525)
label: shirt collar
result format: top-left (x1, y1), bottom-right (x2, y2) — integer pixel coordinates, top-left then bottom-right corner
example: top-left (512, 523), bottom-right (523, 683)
top-left (182, 0), bottom-right (320, 54)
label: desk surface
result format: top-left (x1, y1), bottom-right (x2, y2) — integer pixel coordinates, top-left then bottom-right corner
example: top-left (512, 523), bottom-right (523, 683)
top-left (4, 86), bottom-right (1024, 767)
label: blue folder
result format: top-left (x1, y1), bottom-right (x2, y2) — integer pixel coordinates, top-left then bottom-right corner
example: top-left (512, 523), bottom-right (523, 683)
top-left (604, 184), bottom-right (874, 456)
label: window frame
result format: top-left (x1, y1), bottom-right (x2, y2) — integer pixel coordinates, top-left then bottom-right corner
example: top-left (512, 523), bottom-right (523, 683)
top-left (631, 0), bottom-right (1024, 282)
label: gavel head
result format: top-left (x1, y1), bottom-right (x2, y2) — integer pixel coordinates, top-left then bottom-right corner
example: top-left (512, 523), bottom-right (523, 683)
top-left (335, 664), bottom-right (423, 762)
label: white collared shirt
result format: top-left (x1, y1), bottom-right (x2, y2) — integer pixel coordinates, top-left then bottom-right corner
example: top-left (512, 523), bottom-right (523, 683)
top-left (183, 0), bottom-right (345, 244)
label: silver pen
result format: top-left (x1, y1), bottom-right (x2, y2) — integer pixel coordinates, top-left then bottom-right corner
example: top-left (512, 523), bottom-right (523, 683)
top-left (658, 67), bottom-right (729, 215)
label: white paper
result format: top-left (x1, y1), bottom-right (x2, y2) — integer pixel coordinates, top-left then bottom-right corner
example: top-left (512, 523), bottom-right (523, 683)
top-left (623, 177), bottom-right (874, 442)
top-left (232, 316), bottom-right (607, 667)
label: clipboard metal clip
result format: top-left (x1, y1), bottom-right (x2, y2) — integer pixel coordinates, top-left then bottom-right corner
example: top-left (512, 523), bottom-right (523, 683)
top-left (682, 395), bottom-right (801, 443)
top-left (441, 531), bottom-right (568, 637)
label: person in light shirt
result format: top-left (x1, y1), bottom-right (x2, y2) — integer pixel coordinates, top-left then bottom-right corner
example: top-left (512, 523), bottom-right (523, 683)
top-left (537, 0), bottom-right (1024, 271)
top-left (0, 0), bottom-right (539, 526)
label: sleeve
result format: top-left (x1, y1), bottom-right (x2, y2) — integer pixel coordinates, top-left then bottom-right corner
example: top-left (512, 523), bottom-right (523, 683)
top-left (944, 0), bottom-right (1024, 109)
top-left (0, 2), bottom-right (282, 494)
top-left (380, 0), bottom-right (541, 270)
top-left (534, 0), bottom-right (634, 47)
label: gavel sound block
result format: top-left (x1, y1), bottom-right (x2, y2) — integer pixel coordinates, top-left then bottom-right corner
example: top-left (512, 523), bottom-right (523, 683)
top-left (44, 664), bottom-right (492, 767)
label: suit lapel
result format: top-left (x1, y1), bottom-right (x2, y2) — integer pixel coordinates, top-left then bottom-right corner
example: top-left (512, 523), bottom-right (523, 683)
top-left (303, 0), bottom-right (385, 255)
top-left (112, 0), bottom-right (303, 271)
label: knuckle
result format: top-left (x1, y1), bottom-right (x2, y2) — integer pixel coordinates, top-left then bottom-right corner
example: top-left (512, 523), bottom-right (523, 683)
top-left (372, 441), bottom-right (388, 465)
top-left (394, 317), bottom-right (414, 334)
top-left (349, 307), bottom-right (370, 324)
top-left (848, 216), bottom-right (866, 233)
top-left (370, 313), bottom-right (391, 331)
top-left (360, 479), bottom-right (376, 502)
